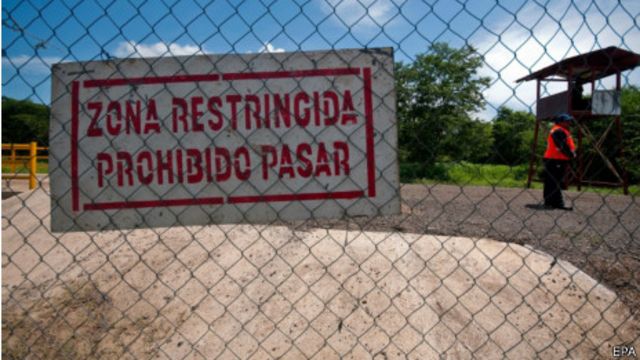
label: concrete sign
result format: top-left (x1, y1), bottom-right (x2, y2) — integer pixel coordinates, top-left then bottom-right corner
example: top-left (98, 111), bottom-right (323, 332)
top-left (49, 48), bottom-right (399, 231)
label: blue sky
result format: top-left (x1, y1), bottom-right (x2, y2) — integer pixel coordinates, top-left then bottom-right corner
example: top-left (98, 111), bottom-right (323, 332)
top-left (3, 0), bottom-right (639, 119)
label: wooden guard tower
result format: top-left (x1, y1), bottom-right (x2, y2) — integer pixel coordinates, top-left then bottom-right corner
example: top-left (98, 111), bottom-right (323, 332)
top-left (517, 47), bottom-right (640, 195)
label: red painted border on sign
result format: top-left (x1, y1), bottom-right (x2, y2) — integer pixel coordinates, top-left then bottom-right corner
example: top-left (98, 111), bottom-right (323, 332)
top-left (223, 68), bottom-right (361, 81)
top-left (363, 68), bottom-right (376, 198)
top-left (228, 190), bottom-right (364, 204)
top-left (84, 74), bottom-right (220, 87)
top-left (84, 197), bottom-right (225, 210)
top-left (71, 81), bottom-right (80, 212)
top-left (72, 68), bottom-right (376, 211)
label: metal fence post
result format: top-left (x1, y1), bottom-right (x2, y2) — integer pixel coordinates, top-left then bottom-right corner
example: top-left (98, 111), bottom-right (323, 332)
top-left (10, 143), bottom-right (17, 173)
top-left (29, 141), bottom-right (37, 190)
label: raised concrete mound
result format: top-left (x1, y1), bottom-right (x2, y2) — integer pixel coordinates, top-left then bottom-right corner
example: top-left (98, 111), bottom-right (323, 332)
top-left (3, 188), bottom-right (638, 359)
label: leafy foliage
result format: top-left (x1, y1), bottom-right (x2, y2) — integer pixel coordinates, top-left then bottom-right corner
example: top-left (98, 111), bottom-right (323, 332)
top-left (2, 97), bottom-right (50, 145)
top-left (621, 86), bottom-right (640, 182)
top-left (491, 107), bottom-right (540, 165)
top-left (396, 43), bottom-right (491, 164)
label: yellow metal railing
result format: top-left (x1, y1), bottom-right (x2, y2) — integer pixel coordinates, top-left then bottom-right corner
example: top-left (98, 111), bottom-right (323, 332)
top-left (2, 142), bottom-right (48, 190)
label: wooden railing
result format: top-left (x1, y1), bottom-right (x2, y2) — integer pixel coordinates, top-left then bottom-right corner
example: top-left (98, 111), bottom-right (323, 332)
top-left (2, 142), bottom-right (48, 190)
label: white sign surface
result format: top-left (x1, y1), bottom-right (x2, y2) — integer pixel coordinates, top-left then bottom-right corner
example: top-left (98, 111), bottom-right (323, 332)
top-left (592, 90), bottom-right (621, 115)
top-left (50, 48), bottom-right (399, 231)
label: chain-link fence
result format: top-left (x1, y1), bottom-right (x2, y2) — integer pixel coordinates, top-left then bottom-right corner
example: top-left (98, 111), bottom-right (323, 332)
top-left (3, 0), bottom-right (640, 359)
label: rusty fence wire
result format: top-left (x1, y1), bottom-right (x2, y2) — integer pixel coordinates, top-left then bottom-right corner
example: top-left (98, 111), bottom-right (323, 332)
top-left (2, 0), bottom-right (640, 359)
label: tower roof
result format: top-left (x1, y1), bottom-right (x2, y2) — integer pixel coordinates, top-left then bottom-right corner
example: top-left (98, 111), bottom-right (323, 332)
top-left (516, 46), bottom-right (640, 83)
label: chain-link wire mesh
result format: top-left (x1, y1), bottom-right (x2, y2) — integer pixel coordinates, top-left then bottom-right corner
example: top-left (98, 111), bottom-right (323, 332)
top-left (3, 0), bottom-right (640, 358)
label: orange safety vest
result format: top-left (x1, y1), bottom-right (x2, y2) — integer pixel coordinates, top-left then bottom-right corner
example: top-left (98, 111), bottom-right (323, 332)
top-left (544, 125), bottom-right (576, 160)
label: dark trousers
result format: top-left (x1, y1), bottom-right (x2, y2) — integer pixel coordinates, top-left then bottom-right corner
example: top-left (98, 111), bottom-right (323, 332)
top-left (543, 159), bottom-right (567, 207)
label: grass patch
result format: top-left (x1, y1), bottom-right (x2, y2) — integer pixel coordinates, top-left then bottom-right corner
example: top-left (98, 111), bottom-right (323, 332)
top-left (2, 158), bottom-right (48, 174)
top-left (400, 161), bottom-right (529, 187)
top-left (401, 161), bottom-right (639, 196)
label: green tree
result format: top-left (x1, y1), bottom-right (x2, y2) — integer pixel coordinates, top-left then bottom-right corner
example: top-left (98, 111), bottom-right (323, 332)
top-left (491, 107), bottom-right (538, 165)
top-left (440, 118), bottom-right (493, 163)
top-left (2, 97), bottom-right (50, 145)
top-left (621, 86), bottom-right (640, 182)
top-left (396, 43), bottom-right (491, 164)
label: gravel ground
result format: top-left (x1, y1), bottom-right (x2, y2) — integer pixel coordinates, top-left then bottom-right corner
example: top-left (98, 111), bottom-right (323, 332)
top-left (302, 184), bottom-right (640, 313)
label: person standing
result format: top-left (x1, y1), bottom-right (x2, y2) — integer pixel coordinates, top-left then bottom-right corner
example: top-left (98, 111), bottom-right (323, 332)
top-left (543, 113), bottom-right (576, 210)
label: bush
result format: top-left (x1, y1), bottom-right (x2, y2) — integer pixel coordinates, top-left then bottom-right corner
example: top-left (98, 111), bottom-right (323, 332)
top-left (400, 162), bottom-right (450, 183)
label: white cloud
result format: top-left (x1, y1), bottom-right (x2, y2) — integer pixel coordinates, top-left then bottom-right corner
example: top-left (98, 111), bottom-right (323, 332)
top-left (2, 55), bottom-right (61, 74)
top-left (476, 0), bottom-right (640, 119)
top-left (258, 43), bottom-right (285, 53)
top-left (114, 41), bottom-right (205, 58)
top-left (322, 0), bottom-right (397, 28)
